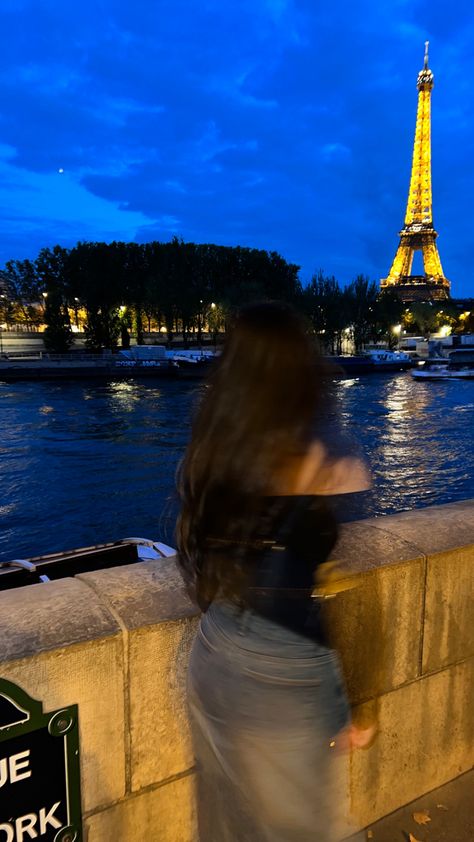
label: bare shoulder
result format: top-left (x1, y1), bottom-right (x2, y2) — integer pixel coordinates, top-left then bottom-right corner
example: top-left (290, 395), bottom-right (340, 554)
top-left (290, 440), bottom-right (371, 496)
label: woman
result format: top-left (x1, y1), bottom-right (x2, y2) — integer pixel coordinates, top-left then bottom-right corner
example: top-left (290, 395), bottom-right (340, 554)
top-left (177, 302), bottom-right (372, 842)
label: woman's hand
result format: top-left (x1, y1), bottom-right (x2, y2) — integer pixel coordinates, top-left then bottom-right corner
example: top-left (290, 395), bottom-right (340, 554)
top-left (348, 722), bottom-right (377, 749)
top-left (331, 722), bottom-right (377, 754)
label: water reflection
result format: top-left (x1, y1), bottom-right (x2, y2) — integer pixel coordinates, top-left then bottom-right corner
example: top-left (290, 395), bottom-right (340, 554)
top-left (329, 373), bottom-right (474, 519)
top-left (1, 374), bottom-right (474, 560)
top-left (107, 380), bottom-right (146, 413)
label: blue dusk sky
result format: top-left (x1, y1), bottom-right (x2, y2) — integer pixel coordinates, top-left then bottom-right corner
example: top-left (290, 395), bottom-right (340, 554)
top-left (0, 0), bottom-right (473, 296)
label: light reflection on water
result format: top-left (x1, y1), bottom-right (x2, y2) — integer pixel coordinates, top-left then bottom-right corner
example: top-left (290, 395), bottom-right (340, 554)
top-left (0, 373), bottom-right (474, 561)
top-left (329, 374), bottom-right (474, 520)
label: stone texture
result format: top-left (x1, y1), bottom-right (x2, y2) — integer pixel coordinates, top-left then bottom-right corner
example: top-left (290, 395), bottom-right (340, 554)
top-left (350, 657), bottom-right (474, 828)
top-left (2, 501), bottom-right (474, 838)
top-left (1, 637), bottom-right (126, 813)
top-left (0, 577), bottom-right (121, 661)
top-left (332, 520), bottom-right (423, 573)
top-left (77, 556), bottom-right (198, 629)
top-left (423, 545), bottom-right (474, 673)
top-left (84, 774), bottom-right (197, 842)
top-left (324, 558), bottom-right (425, 703)
top-left (128, 617), bottom-right (199, 791)
top-left (361, 499), bottom-right (474, 557)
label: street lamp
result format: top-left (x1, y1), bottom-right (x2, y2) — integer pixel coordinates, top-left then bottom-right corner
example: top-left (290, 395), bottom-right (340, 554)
top-left (197, 299), bottom-right (204, 344)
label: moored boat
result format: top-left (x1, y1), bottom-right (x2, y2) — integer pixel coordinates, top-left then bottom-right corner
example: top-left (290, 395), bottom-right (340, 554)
top-left (361, 348), bottom-right (413, 371)
top-left (323, 349), bottom-right (412, 376)
top-left (411, 350), bottom-right (474, 381)
top-left (0, 538), bottom-right (175, 591)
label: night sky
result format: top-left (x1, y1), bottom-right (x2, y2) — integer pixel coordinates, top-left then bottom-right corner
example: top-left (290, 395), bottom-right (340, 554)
top-left (1, 1), bottom-right (473, 296)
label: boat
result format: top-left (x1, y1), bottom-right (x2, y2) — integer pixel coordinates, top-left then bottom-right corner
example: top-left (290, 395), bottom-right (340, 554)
top-left (117, 346), bottom-right (218, 379)
top-left (0, 537), bottom-right (175, 591)
top-left (411, 350), bottom-right (474, 381)
top-left (323, 349), bottom-right (412, 376)
top-left (411, 362), bottom-right (451, 380)
top-left (323, 355), bottom-right (374, 375)
top-left (168, 349), bottom-right (218, 378)
top-left (411, 365), bottom-right (474, 381)
top-left (361, 348), bottom-right (413, 371)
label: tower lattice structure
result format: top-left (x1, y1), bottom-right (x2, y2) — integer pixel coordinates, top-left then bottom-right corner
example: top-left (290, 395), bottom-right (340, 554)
top-left (381, 43), bottom-right (450, 302)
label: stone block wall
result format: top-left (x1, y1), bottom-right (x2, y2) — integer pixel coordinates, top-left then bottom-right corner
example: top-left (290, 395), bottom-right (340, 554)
top-left (329, 500), bottom-right (474, 828)
top-left (0, 500), bottom-right (473, 840)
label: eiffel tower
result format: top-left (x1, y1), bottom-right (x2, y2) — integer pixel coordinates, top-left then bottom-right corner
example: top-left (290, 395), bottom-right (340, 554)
top-left (381, 43), bottom-right (450, 302)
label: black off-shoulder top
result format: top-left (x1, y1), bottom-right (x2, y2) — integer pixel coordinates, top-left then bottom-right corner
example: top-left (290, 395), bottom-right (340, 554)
top-left (202, 494), bottom-right (339, 644)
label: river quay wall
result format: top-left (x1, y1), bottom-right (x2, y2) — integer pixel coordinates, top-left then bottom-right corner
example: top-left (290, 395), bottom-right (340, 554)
top-left (0, 500), bottom-right (473, 840)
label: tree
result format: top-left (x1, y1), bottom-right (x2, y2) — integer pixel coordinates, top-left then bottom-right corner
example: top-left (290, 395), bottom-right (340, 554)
top-left (2, 237), bottom-right (304, 340)
top-left (301, 271), bottom-right (347, 353)
top-left (83, 309), bottom-right (121, 351)
top-left (35, 246), bottom-right (70, 297)
top-left (344, 275), bottom-right (379, 350)
top-left (3, 259), bottom-right (43, 329)
top-left (206, 303), bottom-right (226, 345)
top-left (373, 291), bottom-right (404, 347)
top-left (406, 302), bottom-right (438, 336)
top-left (42, 291), bottom-right (73, 352)
top-left (69, 242), bottom-right (125, 350)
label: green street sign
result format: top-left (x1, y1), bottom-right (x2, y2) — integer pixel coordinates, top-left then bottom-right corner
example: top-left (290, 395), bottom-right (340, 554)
top-left (0, 679), bottom-right (82, 841)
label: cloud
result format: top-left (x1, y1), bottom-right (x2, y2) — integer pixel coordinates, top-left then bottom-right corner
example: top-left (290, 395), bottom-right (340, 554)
top-left (0, 144), bottom-right (152, 261)
top-left (0, 0), bottom-right (473, 294)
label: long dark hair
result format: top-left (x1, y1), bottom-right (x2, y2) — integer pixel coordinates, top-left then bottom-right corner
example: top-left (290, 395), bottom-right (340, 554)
top-left (176, 301), bottom-right (324, 606)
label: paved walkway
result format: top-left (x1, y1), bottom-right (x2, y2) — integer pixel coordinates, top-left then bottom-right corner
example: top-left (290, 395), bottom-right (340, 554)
top-left (347, 769), bottom-right (473, 841)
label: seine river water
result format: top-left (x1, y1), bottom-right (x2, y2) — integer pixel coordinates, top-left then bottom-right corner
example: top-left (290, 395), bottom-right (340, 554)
top-left (1, 372), bottom-right (474, 562)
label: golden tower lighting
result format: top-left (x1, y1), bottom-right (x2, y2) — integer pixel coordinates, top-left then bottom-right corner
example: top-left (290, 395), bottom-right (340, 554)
top-left (381, 42), bottom-right (451, 302)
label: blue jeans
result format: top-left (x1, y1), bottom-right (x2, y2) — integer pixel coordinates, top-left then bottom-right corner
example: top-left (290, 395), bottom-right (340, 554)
top-left (187, 600), bottom-right (351, 841)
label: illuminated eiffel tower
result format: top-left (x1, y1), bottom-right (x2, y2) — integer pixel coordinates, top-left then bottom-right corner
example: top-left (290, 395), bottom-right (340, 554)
top-left (381, 43), bottom-right (450, 302)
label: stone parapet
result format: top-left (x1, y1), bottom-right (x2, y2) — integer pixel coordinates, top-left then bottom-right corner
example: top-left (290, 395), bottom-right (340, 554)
top-left (0, 501), bottom-right (473, 839)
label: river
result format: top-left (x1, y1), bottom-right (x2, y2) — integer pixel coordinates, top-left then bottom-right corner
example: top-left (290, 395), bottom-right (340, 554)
top-left (1, 372), bottom-right (473, 562)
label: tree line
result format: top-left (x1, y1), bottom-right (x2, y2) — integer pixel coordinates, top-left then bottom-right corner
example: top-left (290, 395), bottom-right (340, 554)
top-left (0, 238), bottom-right (471, 353)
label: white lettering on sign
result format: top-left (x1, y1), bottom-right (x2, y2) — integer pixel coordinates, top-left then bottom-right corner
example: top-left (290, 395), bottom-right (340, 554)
top-left (39, 804), bottom-right (61, 833)
top-left (14, 814), bottom-right (37, 841)
top-left (0, 751), bottom-right (31, 788)
top-left (10, 752), bottom-right (31, 785)
top-left (0, 802), bottom-right (62, 841)
top-left (0, 824), bottom-right (14, 842)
